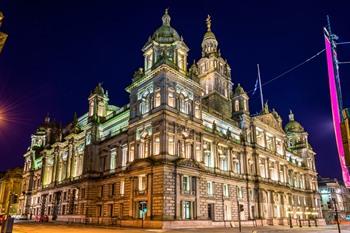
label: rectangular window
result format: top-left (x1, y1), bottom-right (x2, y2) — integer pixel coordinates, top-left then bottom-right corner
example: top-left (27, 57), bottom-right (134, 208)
top-left (223, 184), bottom-right (229, 197)
top-left (182, 176), bottom-right (190, 193)
top-left (153, 134), bottom-right (160, 155)
top-left (266, 134), bottom-right (274, 151)
top-left (129, 144), bottom-right (135, 162)
top-left (120, 180), bottom-right (125, 196)
top-left (154, 89), bottom-right (161, 107)
top-left (168, 134), bottom-right (175, 155)
top-left (237, 186), bottom-right (243, 199)
top-left (183, 201), bottom-right (191, 220)
top-left (110, 148), bottom-right (116, 171)
top-left (207, 181), bottom-right (213, 196)
top-left (203, 141), bottom-right (213, 168)
top-left (194, 103), bottom-right (201, 118)
top-left (256, 128), bottom-right (265, 147)
top-left (100, 185), bottom-right (104, 198)
top-left (138, 175), bottom-right (147, 191)
top-left (122, 145), bottom-right (127, 167)
top-left (111, 183), bottom-right (115, 196)
top-left (108, 204), bottom-right (113, 217)
top-left (168, 90), bottom-right (175, 107)
top-left (97, 205), bottom-right (102, 217)
top-left (195, 143), bottom-right (201, 162)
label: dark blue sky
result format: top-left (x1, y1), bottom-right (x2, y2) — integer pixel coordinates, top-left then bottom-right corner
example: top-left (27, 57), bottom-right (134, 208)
top-left (0, 0), bottom-right (349, 180)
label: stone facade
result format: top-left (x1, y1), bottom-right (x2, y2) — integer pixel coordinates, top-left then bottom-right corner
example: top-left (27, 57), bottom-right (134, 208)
top-left (19, 10), bottom-right (323, 228)
top-left (0, 167), bottom-right (22, 215)
top-left (318, 176), bottom-right (350, 223)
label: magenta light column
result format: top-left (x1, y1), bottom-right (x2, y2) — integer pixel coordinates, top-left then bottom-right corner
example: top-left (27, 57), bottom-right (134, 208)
top-left (325, 33), bottom-right (350, 187)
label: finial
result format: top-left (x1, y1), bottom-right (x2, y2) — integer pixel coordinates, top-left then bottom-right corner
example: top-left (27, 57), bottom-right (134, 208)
top-left (289, 109), bottom-right (294, 121)
top-left (206, 15), bottom-right (212, 31)
top-left (162, 8), bottom-right (171, 26)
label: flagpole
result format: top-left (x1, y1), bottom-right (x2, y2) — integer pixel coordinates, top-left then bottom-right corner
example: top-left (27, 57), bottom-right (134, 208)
top-left (257, 64), bottom-right (264, 110)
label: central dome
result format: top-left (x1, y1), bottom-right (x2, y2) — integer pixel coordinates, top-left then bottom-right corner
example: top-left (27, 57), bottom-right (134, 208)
top-left (151, 9), bottom-right (180, 44)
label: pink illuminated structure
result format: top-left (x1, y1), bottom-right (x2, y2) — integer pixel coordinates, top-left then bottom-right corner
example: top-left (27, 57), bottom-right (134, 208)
top-left (324, 28), bottom-right (350, 187)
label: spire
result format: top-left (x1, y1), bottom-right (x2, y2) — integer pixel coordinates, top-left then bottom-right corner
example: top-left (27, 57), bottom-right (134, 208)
top-left (162, 8), bottom-right (171, 26)
top-left (289, 110), bottom-right (295, 121)
top-left (206, 15), bottom-right (211, 32)
top-left (201, 14), bottom-right (218, 57)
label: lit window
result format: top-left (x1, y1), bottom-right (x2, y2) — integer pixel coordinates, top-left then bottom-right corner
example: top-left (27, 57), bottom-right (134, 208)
top-left (256, 129), bottom-right (265, 147)
top-left (223, 184), bottom-right (229, 197)
top-left (183, 201), bottom-right (191, 219)
top-left (234, 100), bottom-right (239, 111)
top-left (110, 148), bottom-right (116, 171)
top-left (168, 89), bottom-right (175, 107)
top-left (266, 134), bottom-right (274, 151)
top-left (207, 181), bottom-right (213, 196)
top-left (182, 176), bottom-right (190, 192)
top-left (178, 53), bottom-right (185, 70)
top-left (219, 148), bottom-right (228, 171)
top-left (168, 134), bottom-right (175, 155)
top-left (276, 139), bottom-right (284, 155)
top-left (195, 143), bottom-right (201, 162)
top-left (129, 144), bottom-right (135, 162)
top-left (237, 186), bottom-right (243, 199)
top-left (154, 90), bottom-right (161, 107)
top-left (233, 158), bottom-right (240, 174)
top-left (138, 175), bottom-right (147, 191)
top-left (194, 103), bottom-right (201, 118)
top-left (140, 95), bottom-right (150, 114)
top-left (120, 180), bottom-right (124, 196)
top-left (153, 135), bottom-right (160, 155)
top-left (121, 145), bottom-right (127, 167)
top-left (203, 141), bottom-right (214, 168)
top-left (179, 95), bottom-right (191, 114)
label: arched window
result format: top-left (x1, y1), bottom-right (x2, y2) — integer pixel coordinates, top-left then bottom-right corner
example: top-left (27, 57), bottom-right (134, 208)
top-left (203, 141), bottom-right (213, 168)
top-left (140, 94), bottom-right (150, 115)
top-left (234, 100), bottom-right (239, 112)
top-left (194, 102), bottom-right (201, 118)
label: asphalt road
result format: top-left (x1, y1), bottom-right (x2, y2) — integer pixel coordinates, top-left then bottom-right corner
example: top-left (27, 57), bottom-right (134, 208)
top-left (10, 222), bottom-right (350, 233)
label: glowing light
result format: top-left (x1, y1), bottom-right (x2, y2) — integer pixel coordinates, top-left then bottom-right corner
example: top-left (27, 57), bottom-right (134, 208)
top-left (324, 31), bottom-right (350, 187)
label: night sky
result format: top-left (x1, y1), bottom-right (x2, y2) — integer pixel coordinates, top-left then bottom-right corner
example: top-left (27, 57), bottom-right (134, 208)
top-left (0, 1), bottom-right (349, 180)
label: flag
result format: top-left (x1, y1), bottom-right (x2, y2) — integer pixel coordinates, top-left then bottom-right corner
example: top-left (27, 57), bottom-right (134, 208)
top-left (252, 78), bottom-right (259, 95)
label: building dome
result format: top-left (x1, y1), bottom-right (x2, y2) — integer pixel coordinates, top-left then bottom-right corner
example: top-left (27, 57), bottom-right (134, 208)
top-left (234, 83), bottom-right (246, 96)
top-left (151, 9), bottom-right (180, 44)
top-left (285, 110), bottom-right (304, 133)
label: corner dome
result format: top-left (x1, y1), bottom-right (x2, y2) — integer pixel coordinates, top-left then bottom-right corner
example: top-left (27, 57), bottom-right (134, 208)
top-left (234, 83), bottom-right (246, 96)
top-left (285, 110), bottom-right (304, 133)
top-left (151, 9), bottom-right (181, 44)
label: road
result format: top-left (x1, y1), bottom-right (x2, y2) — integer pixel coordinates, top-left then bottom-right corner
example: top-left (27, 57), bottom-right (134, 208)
top-left (10, 222), bottom-right (350, 233)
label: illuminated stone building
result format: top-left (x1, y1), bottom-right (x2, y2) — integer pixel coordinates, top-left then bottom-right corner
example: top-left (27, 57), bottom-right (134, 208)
top-left (318, 176), bottom-right (350, 223)
top-left (0, 167), bottom-right (22, 215)
top-left (0, 12), bottom-right (7, 54)
top-left (19, 10), bottom-right (323, 228)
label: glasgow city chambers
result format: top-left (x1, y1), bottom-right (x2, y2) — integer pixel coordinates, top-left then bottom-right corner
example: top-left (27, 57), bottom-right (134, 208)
top-left (18, 10), bottom-right (323, 228)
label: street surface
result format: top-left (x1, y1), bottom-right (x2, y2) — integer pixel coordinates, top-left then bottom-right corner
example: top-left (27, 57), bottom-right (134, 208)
top-left (10, 222), bottom-right (350, 233)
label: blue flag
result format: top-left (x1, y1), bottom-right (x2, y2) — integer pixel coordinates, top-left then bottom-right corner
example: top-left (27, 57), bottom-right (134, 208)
top-left (252, 78), bottom-right (259, 95)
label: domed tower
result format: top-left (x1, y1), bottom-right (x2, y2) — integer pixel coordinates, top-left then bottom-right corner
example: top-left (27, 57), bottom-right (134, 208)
top-left (285, 110), bottom-right (309, 150)
top-left (197, 15), bottom-right (232, 119)
top-left (232, 84), bottom-right (249, 115)
top-left (142, 9), bottom-right (189, 74)
top-left (88, 83), bottom-right (109, 122)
